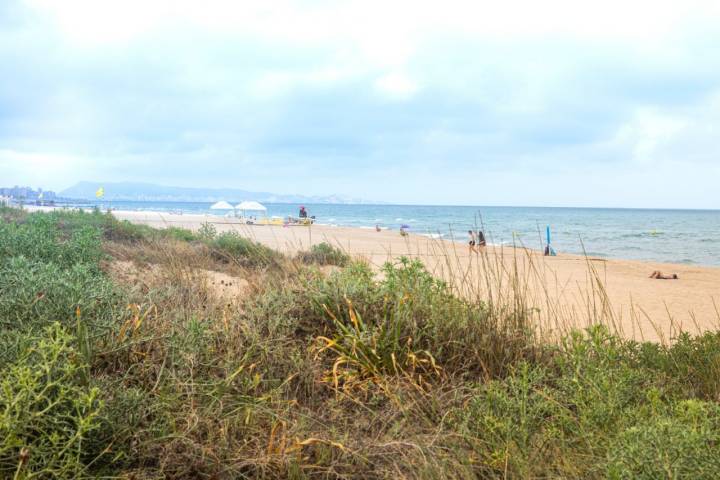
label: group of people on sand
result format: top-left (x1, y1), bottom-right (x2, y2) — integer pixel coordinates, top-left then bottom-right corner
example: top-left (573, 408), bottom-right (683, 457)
top-left (468, 230), bottom-right (486, 253)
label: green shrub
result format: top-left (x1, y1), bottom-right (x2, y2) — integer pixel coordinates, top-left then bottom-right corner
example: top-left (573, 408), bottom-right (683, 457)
top-left (210, 231), bottom-right (282, 268)
top-left (310, 257), bottom-right (537, 381)
top-left (0, 328), bottom-right (37, 367)
top-left (0, 256), bottom-right (122, 333)
top-left (635, 331), bottom-right (720, 400)
top-left (161, 226), bottom-right (197, 242)
top-left (102, 218), bottom-right (156, 243)
top-left (197, 221), bottom-right (217, 241)
top-left (0, 216), bottom-right (104, 268)
top-left (606, 400), bottom-right (720, 479)
top-left (449, 327), bottom-right (720, 479)
top-left (0, 323), bottom-right (105, 479)
top-left (305, 260), bottom-right (380, 327)
top-left (297, 242), bottom-right (350, 266)
top-left (556, 326), bottom-right (655, 434)
top-left (0, 206), bottom-right (26, 223)
top-left (451, 363), bottom-right (573, 478)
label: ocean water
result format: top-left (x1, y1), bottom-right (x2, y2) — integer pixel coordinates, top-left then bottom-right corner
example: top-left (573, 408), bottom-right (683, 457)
top-left (80, 201), bottom-right (720, 266)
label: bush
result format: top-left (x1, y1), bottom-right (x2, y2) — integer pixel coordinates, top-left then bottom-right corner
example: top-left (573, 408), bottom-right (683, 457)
top-left (451, 363), bottom-right (572, 478)
top-left (0, 328), bottom-right (37, 368)
top-left (606, 400), bottom-right (720, 479)
top-left (449, 326), bottom-right (720, 479)
top-left (209, 231), bottom-right (282, 268)
top-left (0, 256), bottom-right (122, 334)
top-left (297, 242), bottom-right (350, 266)
top-left (635, 331), bottom-right (720, 400)
top-left (197, 221), bottom-right (217, 241)
top-left (0, 206), bottom-right (26, 223)
top-left (0, 324), bottom-right (105, 478)
top-left (102, 218), bottom-right (157, 243)
top-left (161, 226), bottom-right (197, 242)
top-left (0, 216), bottom-right (104, 268)
top-left (555, 326), bottom-right (656, 435)
top-left (309, 257), bottom-right (537, 384)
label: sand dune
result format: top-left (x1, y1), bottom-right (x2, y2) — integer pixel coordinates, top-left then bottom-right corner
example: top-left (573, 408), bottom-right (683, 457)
top-left (97, 209), bottom-right (719, 342)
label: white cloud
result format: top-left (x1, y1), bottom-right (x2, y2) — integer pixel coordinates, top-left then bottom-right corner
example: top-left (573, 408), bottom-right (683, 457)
top-left (0, 150), bottom-right (92, 189)
top-left (606, 89), bottom-right (720, 167)
top-left (3, 0), bottom-right (720, 206)
top-left (612, 108), bottom-right (690, 163)
top-left (374, 72), bottom-right (419, 100)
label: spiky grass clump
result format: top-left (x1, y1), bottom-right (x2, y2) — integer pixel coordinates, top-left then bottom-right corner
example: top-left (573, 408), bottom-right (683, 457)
top-left (306, 257), bottom-right (539, 386)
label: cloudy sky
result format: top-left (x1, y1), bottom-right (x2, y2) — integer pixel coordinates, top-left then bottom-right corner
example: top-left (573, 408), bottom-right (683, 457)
top-left (1, 0), bottom-right (719, 207)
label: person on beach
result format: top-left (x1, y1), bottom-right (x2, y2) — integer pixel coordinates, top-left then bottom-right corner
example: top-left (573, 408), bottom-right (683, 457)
top-left (468, 230), bottom-right (476, 253)
top-left (649, 271), bottom-right (679, 280)
top-left (375, 224), bottom-right (381, 232)
top-left (477, 230), bottom-right (486, 247)
top-left (299, 206), bottom-right (308, 218)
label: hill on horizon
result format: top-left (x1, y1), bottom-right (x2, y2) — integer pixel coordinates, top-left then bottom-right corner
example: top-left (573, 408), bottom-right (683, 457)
top-left (60, 181), bottom-right (375, 204)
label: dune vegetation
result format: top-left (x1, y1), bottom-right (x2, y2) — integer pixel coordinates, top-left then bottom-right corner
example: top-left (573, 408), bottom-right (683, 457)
top-left (2, 207), bottom-right (720, 479)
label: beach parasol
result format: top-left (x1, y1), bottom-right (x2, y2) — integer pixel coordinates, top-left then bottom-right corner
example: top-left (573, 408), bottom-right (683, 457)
top-left (210, 201), bottom-right (234, 210)
top-left (235, 201), bottom-right (267, 212)
top-left (235, 201), bottom-right (267, 219)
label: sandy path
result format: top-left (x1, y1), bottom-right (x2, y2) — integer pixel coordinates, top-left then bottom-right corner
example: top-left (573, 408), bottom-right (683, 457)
top-left (97, 210), bottom-right (719, 342)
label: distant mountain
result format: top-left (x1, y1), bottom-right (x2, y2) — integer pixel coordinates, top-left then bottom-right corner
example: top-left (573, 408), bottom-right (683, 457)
top-left (60, 181), bottom-right (377, 204)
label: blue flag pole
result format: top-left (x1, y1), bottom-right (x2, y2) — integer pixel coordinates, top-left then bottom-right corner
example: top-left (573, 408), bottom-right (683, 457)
top-left (546, 225), bottom-right (557, 256)
top-left (546, 225), bottom-right (551, 247)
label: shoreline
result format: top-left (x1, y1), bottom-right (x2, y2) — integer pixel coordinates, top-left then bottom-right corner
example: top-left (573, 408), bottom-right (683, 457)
top-left (22, 205), bottom-right (718, 268)
top-left (20, 206), bottom-right (720, 341)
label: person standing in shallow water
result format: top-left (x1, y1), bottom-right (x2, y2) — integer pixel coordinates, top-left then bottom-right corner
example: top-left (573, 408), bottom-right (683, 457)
top-left (468, 230), bottom-right (476, 254)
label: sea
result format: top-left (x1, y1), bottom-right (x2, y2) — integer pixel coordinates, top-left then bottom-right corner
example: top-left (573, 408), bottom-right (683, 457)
top-left (76, 201), bottom-right (720, 266)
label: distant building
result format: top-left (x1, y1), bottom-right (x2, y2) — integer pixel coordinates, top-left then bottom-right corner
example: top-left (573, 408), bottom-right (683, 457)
top-left (0, 186), bottom-right (58, 203)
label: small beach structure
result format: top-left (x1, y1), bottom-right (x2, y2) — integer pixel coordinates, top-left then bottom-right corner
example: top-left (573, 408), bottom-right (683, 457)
top-left (235, 201), bottom-right (267, 213)
top-left (210, 200), bottom-right (234, 211)
top-left (234, 201), bottom-right (267, 223)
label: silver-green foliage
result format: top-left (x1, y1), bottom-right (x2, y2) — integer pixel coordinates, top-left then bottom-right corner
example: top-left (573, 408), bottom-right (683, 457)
top-left (0, 323), bottom-right (104, 479)
top-left (0, 256), bottom-right (121, 333)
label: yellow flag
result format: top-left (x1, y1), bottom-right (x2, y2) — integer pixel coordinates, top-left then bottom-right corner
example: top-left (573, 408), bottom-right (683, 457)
top-left (96, 187), bottom-right (105, 199)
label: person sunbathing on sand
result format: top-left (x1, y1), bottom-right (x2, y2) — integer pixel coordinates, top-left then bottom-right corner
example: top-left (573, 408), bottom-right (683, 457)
top-left (649, 271), bottom-right (678, 279)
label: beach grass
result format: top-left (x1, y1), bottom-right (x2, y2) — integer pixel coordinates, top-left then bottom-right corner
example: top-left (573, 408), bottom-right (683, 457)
top-left (2, 207), bottom-right (720, 478)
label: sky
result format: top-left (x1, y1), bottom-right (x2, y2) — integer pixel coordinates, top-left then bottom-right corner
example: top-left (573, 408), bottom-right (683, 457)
top-left (1, 0), bottom-right (719, 208)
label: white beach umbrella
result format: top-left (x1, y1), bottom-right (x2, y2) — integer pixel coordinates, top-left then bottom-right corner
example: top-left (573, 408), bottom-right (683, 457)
top-left (210, 200), bottom-right (234, 210)
top-left (234, 201), bottom-right (267, 212)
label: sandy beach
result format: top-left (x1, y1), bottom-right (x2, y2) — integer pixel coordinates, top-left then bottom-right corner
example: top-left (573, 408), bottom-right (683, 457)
top-left (23, 206), bottom-right (718, 341)
top-left (68, 208), bottom-right (714, 342)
